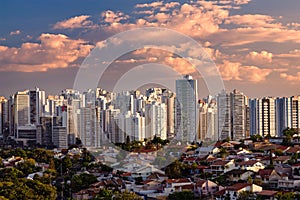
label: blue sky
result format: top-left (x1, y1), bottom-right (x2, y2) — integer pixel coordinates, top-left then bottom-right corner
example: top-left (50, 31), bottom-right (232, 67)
top-left (0, 0), bottom-right (300, 98)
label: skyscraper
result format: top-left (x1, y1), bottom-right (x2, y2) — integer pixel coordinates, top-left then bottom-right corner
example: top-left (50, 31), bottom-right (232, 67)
top-left (257, 97), bottom-right (276, 137)
top-left (29, 88), bottom-right (45, 125)
top-left (175, 75), bottom-right (198, 143)
top-left (145, 102), bottom-right (167, 140)
top-left (231, 89), bottom-right (249, 140)
top-left (291, 96), bottom-right (300, 134)
top-left (217, 90), bottom-right (231, 140)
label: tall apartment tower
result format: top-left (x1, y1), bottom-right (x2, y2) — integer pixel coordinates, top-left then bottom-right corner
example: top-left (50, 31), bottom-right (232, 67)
top-left (231, 89), bottom-right (249, 140)
top-left (29, 88), bottom-right (45, 125)
top-left (291, 96), bottom-right (300, 134)
top-left (257, 97), bottom-right (276, 137)
top-left (162, 91), bottom-right (175, 136)
top-left (175, 75), bottom-right (198, 143)
top-left (275, 97), bottom-right (292, 136)
top-left (145, 102), bottom-right (167, 140)
top-left (0, 97), bottom-right (9, 135)
top-left (14, 91), bottom-right (37, 145)
top-left (217, 90), bottom-right (231, 140)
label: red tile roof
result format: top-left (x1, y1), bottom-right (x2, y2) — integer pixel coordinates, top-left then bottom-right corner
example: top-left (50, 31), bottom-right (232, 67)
top-left (257, 190), bottom-right (278, 196)
top-left (258, 169), bottom-right (273, 178)
top-left (166, 178), bottom-right (191, 184)
top-left (238, 160), bottom-right (259, 166)
top-left (274, 155), bottom-right (291, 161)
top-left (211, 160), bottom-right (230, 166)
top-left (227, 183), bottom-right (251, 191)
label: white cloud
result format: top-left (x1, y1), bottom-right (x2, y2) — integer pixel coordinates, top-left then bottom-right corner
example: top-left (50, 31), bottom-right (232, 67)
top-left (10, 30), bottom-right (21, 35)
top-left (53, 15), bottom-right (96, 29)
top-left (0, 33), bottom-right (93, 72)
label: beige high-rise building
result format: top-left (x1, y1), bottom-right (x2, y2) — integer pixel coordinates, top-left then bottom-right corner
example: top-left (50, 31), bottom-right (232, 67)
top-left (231, 89), bottom-right (249, 140)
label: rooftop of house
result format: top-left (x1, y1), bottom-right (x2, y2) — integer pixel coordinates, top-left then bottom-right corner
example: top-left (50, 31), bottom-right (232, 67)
top-left (227, 183), bottom-right (251, 191)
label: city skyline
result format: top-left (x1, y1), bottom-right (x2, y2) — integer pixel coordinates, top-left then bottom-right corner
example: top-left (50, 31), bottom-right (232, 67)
top-left (0, 0), bottom-right (300, 98)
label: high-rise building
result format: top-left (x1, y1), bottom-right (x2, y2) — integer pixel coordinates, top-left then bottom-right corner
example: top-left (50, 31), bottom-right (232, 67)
top-left (29, 88), bottom-right (45, 125)
top-left (36, 116), bottom-right (60, 147)
top-left (52, 126), bottom-right (68, 149)
top-left (198, 99), bottom-right (218, 142)
top-left (14, 91), bottom-right (30, 127)
top-left (275, 97), bottom-right (292, 136)
top-left (257, 97), bottom-right (276, 137)
top-left (291, 96), bottom-right (300, 134)
top-left (162, 91), bottom-right (175, 136)
top-left (79, 106), bottom-right (101, 148)
top-left (14, 91), bottom-right (35, 145)
top-left (175, 75), bottom-right (198, 143)
top-left (231, 90), bottom-right (249, 140)
top-left (0, 97), bottom-right (9, 135)
top-left (217, 90), bottom-right (231, 140)
top-left (145, 102), bottom-right (167, 140)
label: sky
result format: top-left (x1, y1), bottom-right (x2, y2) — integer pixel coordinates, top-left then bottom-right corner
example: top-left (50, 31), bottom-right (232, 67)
top-left (0, 0), bottom-right (300, 98)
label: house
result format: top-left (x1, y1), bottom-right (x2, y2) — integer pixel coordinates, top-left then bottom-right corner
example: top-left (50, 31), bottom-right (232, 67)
top-left (256, 169), bottom-right (281, 188)
top-left (164, 178), bottom-right (193, 194)
top-left (215, 183), bottom-right (262, 200)
top-left (274, 156), bottom-right (291, 164)
top-left (275, 164), bottom-right (292, 177)
top-left (278, 176), bottom-right (300, 190)
top-left (225, 169), bottom-right (254, 182)
top-left (221, 142), bottom-right (234, 149)
top-left (210, 159), bottom-right (236, 177)
top-left (134, 180), bottom-right (163, 195)
top-left (284, 146), bottom-right (300, 155)
top-left (195, 146), bottom-right (220, 156)
top-left (237, 160), bottom-right (265, 172)
top-left (256, 190), bottom-right (278, 200)
top-left (194, 179), bottom-right (222, 197)
top-left (292, 163), bottom-right (300, 176)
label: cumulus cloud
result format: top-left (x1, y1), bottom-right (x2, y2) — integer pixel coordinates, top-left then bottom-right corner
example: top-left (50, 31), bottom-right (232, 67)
top-left (135, 1), bottom-right (164, 8)
top-left (280, 72), bottom-right (300, 82)
top-left (53, 15), bottom-right (96, 29)
top-left (101, 10), bottom-right (129, 23)
top-left (218, 61), bottom-right (271, 82)
top-left (0, 33), bottom-right (93, 72)
top-left (10, 30), bottom-right (21, 35)
top-left (246, 51), bottom-right (273, 63)
top-left (225, 14), bottom-right (282, 28)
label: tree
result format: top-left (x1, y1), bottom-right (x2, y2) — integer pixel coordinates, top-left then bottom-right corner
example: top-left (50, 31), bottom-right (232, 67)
top-left (238, 191), bottom-right (255, 200)
top-left (71, 173), bottom-right (97, 192)
top-left (16, 158), bottom-right (41, 176)
top-left (282, 128), bottom-right (297, 146)
top-left (165, 160), bottom-right (186, 178)
top-left (0, 179), bottom-right (57, 200)
top-left (93, 189), bottom-right (113, 200)
top-left (275, 192), bottom-right (295, 200)
top-left (61, 155), bottom-right (72, 173)
top-left (219, 147), bottom-right (228, 159)
top-left (168, 191), bottom-right (194, 200)
top-left (250, 134), bottom-right (263, 142)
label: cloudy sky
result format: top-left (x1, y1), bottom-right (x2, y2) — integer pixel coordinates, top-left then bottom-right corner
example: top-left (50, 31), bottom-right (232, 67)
top-left (0, 0), bottom-right (300, 98)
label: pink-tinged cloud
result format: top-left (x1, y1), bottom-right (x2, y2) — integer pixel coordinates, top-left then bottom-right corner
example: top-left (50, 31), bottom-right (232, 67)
top-left (225, 14), bottom-right (282, 28)
top-left (218, 61), bottom-right (271, 82)
top-left (280, 72), bottom-right (300, 82)
top-left (135, 1), bottom-right (164, 8)
top-left (10, 30), bottom-right (21, 35)
top-left (233, 0), bottom-right (252, 5)
top-left (53, 15), bottom-right (96, 29)
top-left (102, 2), bottom-right (229, 38)
top-left (0, 33), bottom-right (93, 72)
top-left (246, 51), bottom-right (273, 63)
top-left (101, 10), bottom-right (129, 24)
